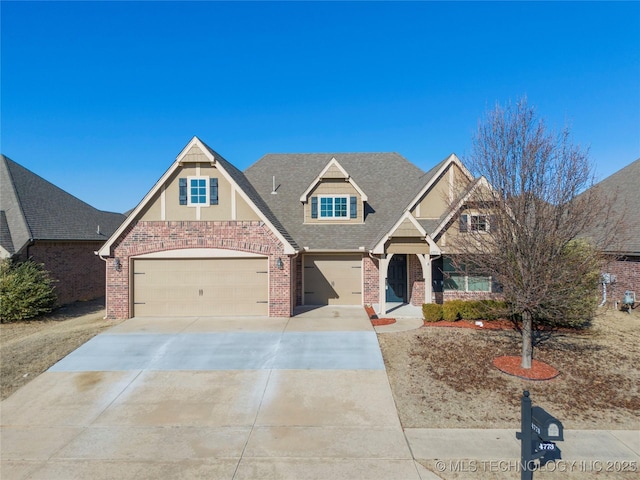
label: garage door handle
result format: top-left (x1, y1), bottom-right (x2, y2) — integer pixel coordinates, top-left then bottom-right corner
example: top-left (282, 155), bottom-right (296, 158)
top-left (256, 301), bottom-right (268, 303)
top-left (199, 289), bottom-right (203, 296)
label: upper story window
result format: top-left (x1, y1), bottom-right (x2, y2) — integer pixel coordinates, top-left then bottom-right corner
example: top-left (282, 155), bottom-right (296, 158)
top-left (320, 196), bottom-right (347, 218)
top-left (189, 178), bottom-right (208, 205)
top-left (179, 177), bottom-right (218, 206)
top-left (309, 194), bottom-right (358, 221)
top-left (459, 214), bottom-right (491, 232)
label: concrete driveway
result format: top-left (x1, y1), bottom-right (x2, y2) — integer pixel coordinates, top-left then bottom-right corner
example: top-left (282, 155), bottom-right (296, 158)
top-left (1, 306), bottom-right (434, 480)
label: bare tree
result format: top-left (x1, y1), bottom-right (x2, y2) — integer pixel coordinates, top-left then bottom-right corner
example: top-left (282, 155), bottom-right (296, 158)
top-left (450, 98), bottom-right (617, 368)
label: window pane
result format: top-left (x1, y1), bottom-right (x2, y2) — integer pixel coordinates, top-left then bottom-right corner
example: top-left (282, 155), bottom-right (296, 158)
top-left (335, 197), bottom-right (347, 217)
top-left (468, 276), bottom-right (491, 291)
top-left (320, 197), bottom-right (333, 217)
top-left (444, 274), bottom-right (464, 291)
top-left (471, 215), bottom-right (488, 232)
top-left (443, 257), bottom-right (453, 272)
top-left (190, 178), bottom-right (207, 204)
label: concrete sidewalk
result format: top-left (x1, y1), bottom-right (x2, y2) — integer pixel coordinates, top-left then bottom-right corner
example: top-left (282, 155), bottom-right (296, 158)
top-left (405, 428), bottom-right (639, 478)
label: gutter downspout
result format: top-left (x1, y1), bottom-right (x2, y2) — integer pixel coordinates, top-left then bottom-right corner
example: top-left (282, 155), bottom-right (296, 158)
top-left (97, 252), bottom-right (109, 319)
top-left (599, 280), bottom-right (607, 307)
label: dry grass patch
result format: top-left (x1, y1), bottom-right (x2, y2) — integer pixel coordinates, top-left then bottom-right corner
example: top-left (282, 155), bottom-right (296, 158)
top-left (0, 298), bottom-right (123, 400)
top-left (379, 307), bottom-right (640, 430)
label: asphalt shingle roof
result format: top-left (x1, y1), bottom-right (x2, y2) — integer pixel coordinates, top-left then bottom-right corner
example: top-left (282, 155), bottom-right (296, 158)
top-left (245, 152), bottom-right (434, 250)
top-left (0, 155), bottom-right (126, 255)
top-left (590, 158), bottom-right (640, 255)
top-left (200, 141), bottom-right (299, 251)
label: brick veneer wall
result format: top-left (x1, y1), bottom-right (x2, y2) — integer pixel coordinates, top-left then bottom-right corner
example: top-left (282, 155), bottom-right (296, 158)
top-left (408, 254), bottom-right (425, 306)
top-left (441, 291), bottom-right (503, 302)
top-left (25, 241), bottom-right (106, 306)
top-left (363, 255), bottom-right (379, 305)
top-left (295, 255), bottom-right (303, 307)
top-left (106, 220), bottom-right (291, 319)
top-left (601, 256), bottom-right (640, 305)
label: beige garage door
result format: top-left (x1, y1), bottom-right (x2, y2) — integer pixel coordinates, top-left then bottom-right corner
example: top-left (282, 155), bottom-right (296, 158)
top-left (133, 258), bottom-right (268, 316)
top-left (303, 254), bottom-right (362, 305)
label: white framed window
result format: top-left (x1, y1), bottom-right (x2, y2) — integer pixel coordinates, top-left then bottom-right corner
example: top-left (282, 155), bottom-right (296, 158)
top-left (470, 214), bottom-right (488, 232)
top-left (188, 177), bottom-right (208, 206)
top-left (318, 195), bottom-right (349, 219)
top-left (460, 214), bottom-right (491, 232)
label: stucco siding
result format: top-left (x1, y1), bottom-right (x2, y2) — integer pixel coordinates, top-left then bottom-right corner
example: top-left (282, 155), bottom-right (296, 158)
top-left (139, 164), bottom-right (260, 222)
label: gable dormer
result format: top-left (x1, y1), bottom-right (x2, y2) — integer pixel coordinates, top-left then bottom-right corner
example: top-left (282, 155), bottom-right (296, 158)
top-left (299, 157), bottom-right (368, 224)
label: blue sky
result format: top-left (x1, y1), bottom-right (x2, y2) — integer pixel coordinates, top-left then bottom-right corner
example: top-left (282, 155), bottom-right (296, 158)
top-left (2, 1), bottom-right (639, 213)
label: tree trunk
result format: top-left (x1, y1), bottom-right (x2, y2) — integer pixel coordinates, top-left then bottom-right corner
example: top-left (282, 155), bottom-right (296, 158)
top-left (521, 310), bottom-right (533, 369)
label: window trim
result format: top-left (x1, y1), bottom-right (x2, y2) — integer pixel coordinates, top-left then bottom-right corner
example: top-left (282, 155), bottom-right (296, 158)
top-left (470, 214), bottom-right (488, 232)
top-left (460, 213), bottom-right (490, 232)
top-left (317, 195), bottom-right (350, 220)
top-left (187, 176), bottom-right (210, 207)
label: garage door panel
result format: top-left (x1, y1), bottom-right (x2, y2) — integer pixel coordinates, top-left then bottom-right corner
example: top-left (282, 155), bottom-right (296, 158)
top-left (303, 254), bottom-right (362, 305)
top-left (133, 258), bottom-right (268, 316)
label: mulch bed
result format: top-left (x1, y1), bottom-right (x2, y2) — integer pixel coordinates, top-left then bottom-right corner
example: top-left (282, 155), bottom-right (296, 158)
top-left (364, 305), bottom-right (396, 326)
top-left (423, 319), bottom-right (515, 330)
top-left (492, 356), bottom-right (560, 381)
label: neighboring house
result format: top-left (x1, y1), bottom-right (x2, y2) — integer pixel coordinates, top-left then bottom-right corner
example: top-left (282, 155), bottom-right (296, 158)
top-left (0, 155), bottom-right (126, 305)
top-left (590, 158), bottom-right (640, 304)
top-left (99, 137), bottom-right (499, 319)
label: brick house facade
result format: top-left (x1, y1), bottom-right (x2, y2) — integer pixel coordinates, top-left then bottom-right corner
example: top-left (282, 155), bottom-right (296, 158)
top-left (98, 137), bottom-right (506, 319)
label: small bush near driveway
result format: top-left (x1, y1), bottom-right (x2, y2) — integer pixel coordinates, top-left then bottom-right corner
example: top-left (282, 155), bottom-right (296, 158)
top-left (0, 259), bottom-right (57, 323)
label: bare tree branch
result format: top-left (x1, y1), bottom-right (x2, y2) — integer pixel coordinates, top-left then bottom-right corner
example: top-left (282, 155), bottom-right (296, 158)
top-left (447, 98), bottom-right (620, 368)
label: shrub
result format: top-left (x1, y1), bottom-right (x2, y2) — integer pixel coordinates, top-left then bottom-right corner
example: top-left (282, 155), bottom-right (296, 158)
top-left (422, 303), bottom-right (443, 322)
top-left (459, 300), bottom-right (482, 320)
top-left (0, 259), bottom-right (57, 323)
top-left (442, 300), bottom-right (465, 321)
top-left (477, 300), bottom-right (508, 321)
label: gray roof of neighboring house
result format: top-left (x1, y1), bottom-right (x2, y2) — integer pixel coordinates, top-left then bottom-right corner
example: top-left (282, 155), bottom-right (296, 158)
top-left (0, 154), bottom-right (126, 256)
top-left (591, 158), bottom-right (640, 255)
top-left (245, 152), bottom-right (441, 250)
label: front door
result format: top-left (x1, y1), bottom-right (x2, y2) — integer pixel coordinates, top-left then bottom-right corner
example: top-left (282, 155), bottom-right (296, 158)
top-left (386, 254), bottom-right (407, 302)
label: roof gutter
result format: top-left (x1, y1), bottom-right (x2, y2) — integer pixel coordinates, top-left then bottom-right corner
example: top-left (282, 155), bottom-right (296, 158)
top-left (301, 247), bottom-right (367, 253)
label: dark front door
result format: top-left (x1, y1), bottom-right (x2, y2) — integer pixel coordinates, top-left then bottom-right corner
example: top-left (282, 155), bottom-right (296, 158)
top-left (386, 254), bottom-right (407, 302)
